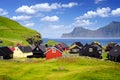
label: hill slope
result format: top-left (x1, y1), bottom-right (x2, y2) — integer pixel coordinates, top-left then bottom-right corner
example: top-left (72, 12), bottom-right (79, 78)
top-left (62, 21), bottom-right (120, 38)
top-left (0, 16), bottom-right (41, 46)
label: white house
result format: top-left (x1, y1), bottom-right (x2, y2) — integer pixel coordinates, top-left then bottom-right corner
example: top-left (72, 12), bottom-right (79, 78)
top-left (13, 46), bottom-right (32, 58)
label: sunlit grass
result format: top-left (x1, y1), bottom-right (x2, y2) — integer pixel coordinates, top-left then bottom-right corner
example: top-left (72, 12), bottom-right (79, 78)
top-left (0, 16), bottom-right (40, 46)
top-left (0, 56), bottom-right (120, 80)
top-left (102, 51), bottom-right (108, 59)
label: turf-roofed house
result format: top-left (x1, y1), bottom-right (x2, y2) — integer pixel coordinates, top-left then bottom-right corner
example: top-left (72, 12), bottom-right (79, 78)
top-left (79, 42), bottom-right (102, 59)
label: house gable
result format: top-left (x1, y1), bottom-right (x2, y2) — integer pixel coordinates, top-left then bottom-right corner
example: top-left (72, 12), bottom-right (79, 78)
top-left (32, 45), bottom-right (46, 54)
top-left (31, 45), bottom-right (46, 58)
top-left (45, 47), bottom-right (63, 60)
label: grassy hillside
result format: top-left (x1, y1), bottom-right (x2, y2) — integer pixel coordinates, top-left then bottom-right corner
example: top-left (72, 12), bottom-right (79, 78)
top-left (0, 16), bottom-right (41, 46)
top-left (0, 57), bottom-right (120, 80)
top-left (45, 40), bottom-right (59, 46)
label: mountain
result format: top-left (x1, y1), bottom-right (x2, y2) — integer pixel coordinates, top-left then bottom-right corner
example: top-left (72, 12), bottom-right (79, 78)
top-left (62, 21), bottom-right (120, 38)
top-left (62, 27), bottom-right (92, 37)
top-left (0, 16), bottom-right (41, 46)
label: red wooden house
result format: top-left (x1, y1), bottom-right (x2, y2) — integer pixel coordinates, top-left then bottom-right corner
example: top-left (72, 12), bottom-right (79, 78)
top-left (45, 47), bottom-right (63, 60)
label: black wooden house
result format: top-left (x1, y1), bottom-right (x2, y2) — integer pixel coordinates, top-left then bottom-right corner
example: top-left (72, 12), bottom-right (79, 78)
top-left (79, 43), bottom-right (102, 58)
top-left (0, 47), bottom-right (13, 59)
top-left (30, 45), bottom-right (46, 58)
top-left (108, 44), bottom-right (120, 62)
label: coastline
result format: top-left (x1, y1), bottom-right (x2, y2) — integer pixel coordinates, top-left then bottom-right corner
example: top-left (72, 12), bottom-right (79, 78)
top-left (43, 38), bottom-right (120, 46)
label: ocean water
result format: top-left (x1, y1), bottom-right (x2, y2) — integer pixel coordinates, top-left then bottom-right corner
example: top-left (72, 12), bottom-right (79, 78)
top-left (43, 38), bottom-right (120, 46)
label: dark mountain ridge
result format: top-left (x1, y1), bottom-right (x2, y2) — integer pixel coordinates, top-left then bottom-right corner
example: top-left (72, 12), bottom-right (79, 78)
top-left (62, 21), bottom-right (120, 38)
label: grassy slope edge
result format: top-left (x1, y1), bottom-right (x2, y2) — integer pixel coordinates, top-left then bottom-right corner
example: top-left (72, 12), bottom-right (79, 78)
top-left (0, 16), bottom-right (41, 46)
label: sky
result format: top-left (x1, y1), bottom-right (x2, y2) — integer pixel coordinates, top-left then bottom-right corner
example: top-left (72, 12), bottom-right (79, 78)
top-left (0, 0), bottom-right (120, 38)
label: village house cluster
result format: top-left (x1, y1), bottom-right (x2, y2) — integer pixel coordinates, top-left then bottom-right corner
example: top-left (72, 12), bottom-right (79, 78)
top-left (0, 40), bottom-right (120, 62)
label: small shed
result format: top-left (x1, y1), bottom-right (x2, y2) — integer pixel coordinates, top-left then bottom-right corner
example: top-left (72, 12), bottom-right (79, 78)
top-left (108, 44), bottom-right (120, 62)
top-left (79, 44), bottom-right (102, 58)
top-left (45, 47), bottom-right (63, 60)
top-left (0, 46), bottom-right (13, 59)
top-left (13, 46), bottom-right (32, 58)
top-left (32, 45), bottom-right (46, 58)
top-left (70, 42), bottom-right (83, 53)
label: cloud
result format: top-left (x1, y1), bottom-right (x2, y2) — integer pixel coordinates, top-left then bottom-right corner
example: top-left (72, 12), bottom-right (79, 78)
top-left (24, 22), bottom-right (35, 27)
top-left (76, 7), bottom-right (111, 19)
top-left (73, 19), bottom-right (93, 27)
top-left (49, 25), bottom-right (65, 30)
top-left (0, 8), bottom-right (8, 16)
top-left (16, 6), bottom-right (36, 14)
top-left (11, 15), bottom-right (32, 21)
top-left (15, 2), bottom-right (78, 14)
top-left (74, 7), bottom-right (111, 27)
top-left (61, 2), bottom-right (78, 8)
top-left (96, 7), bottom-right (111, 17)
top-left (94, 0), bottom-right (104, 4)
top-left (41, 16), bottom-right (59, 22)
top-left (31, 3), bottom-right (59, 12)
top-left (111, 8), bottom-right (120, 16)
top-left (40, 24), bottom-right (72, 38)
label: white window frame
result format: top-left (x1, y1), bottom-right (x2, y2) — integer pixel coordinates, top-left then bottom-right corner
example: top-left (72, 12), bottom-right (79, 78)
top-left (89, 48), bottom-right (93, 52)
top-left (52, 48), bottom-right (56, 53)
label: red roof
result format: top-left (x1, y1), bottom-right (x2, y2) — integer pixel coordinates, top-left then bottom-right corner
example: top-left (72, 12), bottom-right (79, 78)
top-left (55, 43), bottom-right (70, 51)
top-left (9, 47), bottom-right (15, 52)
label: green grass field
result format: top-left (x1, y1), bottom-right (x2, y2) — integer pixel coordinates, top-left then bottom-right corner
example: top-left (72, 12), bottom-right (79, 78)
top-left (0, 57), bottom-right (120, 80)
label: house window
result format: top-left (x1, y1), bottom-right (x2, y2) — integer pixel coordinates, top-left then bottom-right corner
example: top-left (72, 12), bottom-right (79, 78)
top-left (0, 56), bottom-right (3, 60)
top-left (36, 48), bottom-right (39, 51)
top-left (99, 51), bottom-right (102, 54)
top-left (72, 49), bottom-right (79, 52)
top-left (52, 48), bottom-right (56, 53)
top-left (89, 48), bottom-right (93, 52)
top-left (114, 49), bottom-right (118, 52)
